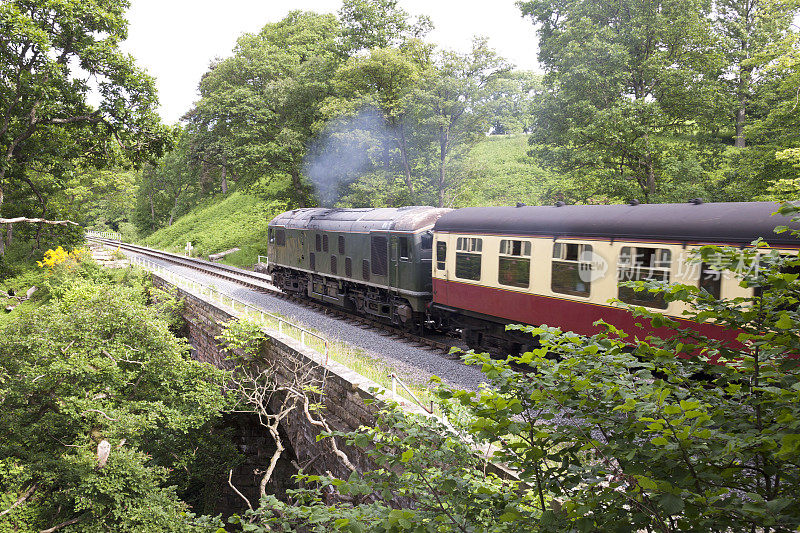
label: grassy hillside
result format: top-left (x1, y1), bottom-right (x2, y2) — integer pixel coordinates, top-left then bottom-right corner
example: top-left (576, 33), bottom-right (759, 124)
top-left (140, 191), bottom-right (286, 268)
top-left (458, 134), bottom-right (560, 207)
top-left (137, 135), bottom-right (555, 268)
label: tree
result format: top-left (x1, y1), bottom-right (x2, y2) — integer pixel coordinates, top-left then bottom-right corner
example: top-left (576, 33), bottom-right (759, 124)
top-left (0, 0), bottom-right (169, 223)
top-left (413, 38), bottom-right (510, 207)
top-left (338, 0), bottom-right (433, 54)
top-left (325, 45), bottom-right (429, 200)
top-left (519, 0), bottom-right (720, 201)
top-left (714, 0), bottom-right (799, 148)
top-left (132, 130), bottom-right (202, 234)
top-left (0, 261), bottom-right (234, 530)
top-left (484, 71), bottom-right (542, 135)
top-left (185, 11), bottom-right (342, 207)
top-left (745, 32), bottom-right (800, 196)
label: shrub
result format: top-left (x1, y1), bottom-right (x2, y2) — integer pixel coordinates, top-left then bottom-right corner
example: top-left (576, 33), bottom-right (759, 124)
top-left (235, 212), bottom-right (800, 532)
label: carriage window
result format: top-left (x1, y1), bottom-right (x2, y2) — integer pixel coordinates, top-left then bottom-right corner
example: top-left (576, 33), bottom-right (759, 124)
top-left (322, 234), bottom-right (329, 253)
top-left (617, 246), bottom-right (671, 309)
top-left (455, 237), bottom-right (482, 281)
top-left (436, 241), bottom-right (447, 270)
top-left (315, 234), bottom-right (321, 252)
top-left (551, 242), bottom-right (593, 297)
top-left (371, 236), bottom-right (388, 276)
top-left (338, 235), bottom-right (345, 255)
top-left (399, 237), bottom-right (410, 261)
top-left (499, 239), bottom-right (531, 288)
top-left (699, 262), bottom-right (721, 299)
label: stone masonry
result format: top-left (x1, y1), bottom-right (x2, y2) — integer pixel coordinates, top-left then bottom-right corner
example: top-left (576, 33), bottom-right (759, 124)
top-left (149, 275), bottom-right (433, 514)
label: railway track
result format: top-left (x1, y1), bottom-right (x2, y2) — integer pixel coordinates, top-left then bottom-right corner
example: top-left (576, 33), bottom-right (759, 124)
top-left (87, 237), bottom-right (457, 355)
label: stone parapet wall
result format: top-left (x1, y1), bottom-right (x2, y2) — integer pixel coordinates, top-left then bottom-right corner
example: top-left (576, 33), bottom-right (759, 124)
top-left (149, 275), bottom-right (431, 490)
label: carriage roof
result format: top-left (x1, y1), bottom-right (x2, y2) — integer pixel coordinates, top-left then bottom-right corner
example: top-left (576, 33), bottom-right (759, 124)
top-left (433, 202), bottom-right (800, 247)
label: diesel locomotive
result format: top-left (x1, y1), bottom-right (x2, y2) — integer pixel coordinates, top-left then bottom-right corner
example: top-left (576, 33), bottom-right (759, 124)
top-left (267, 201), bottom-right (800, 353)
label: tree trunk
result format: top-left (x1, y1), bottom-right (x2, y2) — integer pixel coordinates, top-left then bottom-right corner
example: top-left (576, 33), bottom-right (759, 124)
top-left (290, 169), bottom-right (306, 208)
top-left (438, 125), bottom-right (449, 208)
top-left (220, 164), bottom-right (228, 194)
top-left (397, 121), bottom-right (415, 197)
top-left (148, 188), bottom-right (155, 230)
top-left (734, 66), bottom-right (751, 148)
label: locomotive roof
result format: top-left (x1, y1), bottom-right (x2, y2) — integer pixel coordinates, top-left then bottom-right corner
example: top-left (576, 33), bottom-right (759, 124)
top-left (269, 206), bottom-right (451, 233)
top-left (433, 202), bottom-right (800, 246)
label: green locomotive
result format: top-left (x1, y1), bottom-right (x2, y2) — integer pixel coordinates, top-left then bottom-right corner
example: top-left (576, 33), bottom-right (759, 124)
top-left (267, 207), bottom-right (450, 330)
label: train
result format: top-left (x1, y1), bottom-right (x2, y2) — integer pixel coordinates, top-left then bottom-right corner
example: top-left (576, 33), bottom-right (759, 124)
top-left (267, 201), bottom-right (800, 354)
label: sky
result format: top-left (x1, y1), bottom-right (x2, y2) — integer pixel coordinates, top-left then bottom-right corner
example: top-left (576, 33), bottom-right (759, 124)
top-left (120, 0), bottom-right (541, 124)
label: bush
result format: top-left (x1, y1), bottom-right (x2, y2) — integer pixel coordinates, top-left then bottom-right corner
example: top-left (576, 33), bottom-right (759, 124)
top-left (236, 211), bottom-right (800, 532)
top-left (0, 264), bottom-right (236, 531)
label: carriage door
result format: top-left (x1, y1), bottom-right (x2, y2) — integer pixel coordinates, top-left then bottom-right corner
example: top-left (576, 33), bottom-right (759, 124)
top-left (389, 234), bottom-right (400, 291)
top-left (433, 237), bottom-right (448, 302)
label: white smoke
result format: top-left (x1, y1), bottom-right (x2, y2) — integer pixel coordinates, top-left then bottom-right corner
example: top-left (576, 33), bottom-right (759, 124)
top-left (304, 107), bottom-right (391, 207)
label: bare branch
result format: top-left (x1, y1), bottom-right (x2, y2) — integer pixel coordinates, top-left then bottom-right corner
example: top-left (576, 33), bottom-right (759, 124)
top-left (0, 218), bottom-right (79, 226)
top-left (228, 469), bottom-right (253, 512)
top-left (80, 409), bottom-right (117, 421)
top-left (39, 516), bottom-right (81, 533)
top-left (0, 483), bottom-right (38, 517)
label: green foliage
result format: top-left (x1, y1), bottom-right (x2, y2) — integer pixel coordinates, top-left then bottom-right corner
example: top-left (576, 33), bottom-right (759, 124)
top-left (518, 0), bottom-right (800, 202)
top-left (237, 403), bottom-right (533, 532)
top-left (338, 0), bottom-right (432, 53)
top-left (140, 190), bottom-right (283, 264)
top-left (0, 0), bottom-right (170, 224)
top-left (0, 264), bottom-right (235, 531)
top-left (217, 318), bottom-right (267, 361)
top-left (184, 10), bottom-right (343, 208)
top-left (458, 135), bottom-right (566, 207)
top-left (235, 217), bottom-right (800, 531)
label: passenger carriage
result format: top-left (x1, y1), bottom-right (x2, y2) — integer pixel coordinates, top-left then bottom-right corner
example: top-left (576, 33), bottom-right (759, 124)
top-left (430, 202), bottom-right (800, 354)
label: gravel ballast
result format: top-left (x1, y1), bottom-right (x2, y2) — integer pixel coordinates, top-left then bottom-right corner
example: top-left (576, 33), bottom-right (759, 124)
top-left (124, 250), bottom-right (489, 393)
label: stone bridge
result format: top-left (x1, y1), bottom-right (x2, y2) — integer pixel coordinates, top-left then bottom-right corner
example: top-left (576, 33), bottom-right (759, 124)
top-left (149, 274), bottom-right (433, 514)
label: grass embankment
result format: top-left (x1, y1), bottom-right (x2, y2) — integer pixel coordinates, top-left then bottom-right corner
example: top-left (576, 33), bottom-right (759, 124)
top-left (140, 191), bottom-right (284, 268)
top-left (459, 134), bottom-right (559, 207)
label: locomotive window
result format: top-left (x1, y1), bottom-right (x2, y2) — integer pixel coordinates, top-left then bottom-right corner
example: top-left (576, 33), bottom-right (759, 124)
top-left (371, 236), bottom-right (388, 276)
top-left (499, 239), bottom-right (531, 288)
top-left (699, 262), bottom-right (721, 299)
top-left (330, 255), bottom-right (337, 275)
top-left (551, 243), bottom-right (593, 297)
top-left (455, 237), bottom-right (482, 281)
top-left (275, 229), bottom-right (285, 246)
top-left (323, 234), bottom-right (329, 253)
top-left (315, 234), bottom-right (322, 252)
top-left (421, 232), bottom-right (433, 250)
top-left (436, 241), bottom-right (447, 270)
top-left (268, 229), bottom-right (274, 244)
top-left (362, 259), bottom-right (370, 281)
top-left (345, 257), bottom-right (352, 277)
top-left (310, 252), bottom-right (316, 271)
top-left (338, 235), bottom-right (345, 255)
top-left (617, 246), bottom-right (671, 309)
top-left (399, 237), bottom-right (410, 261)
